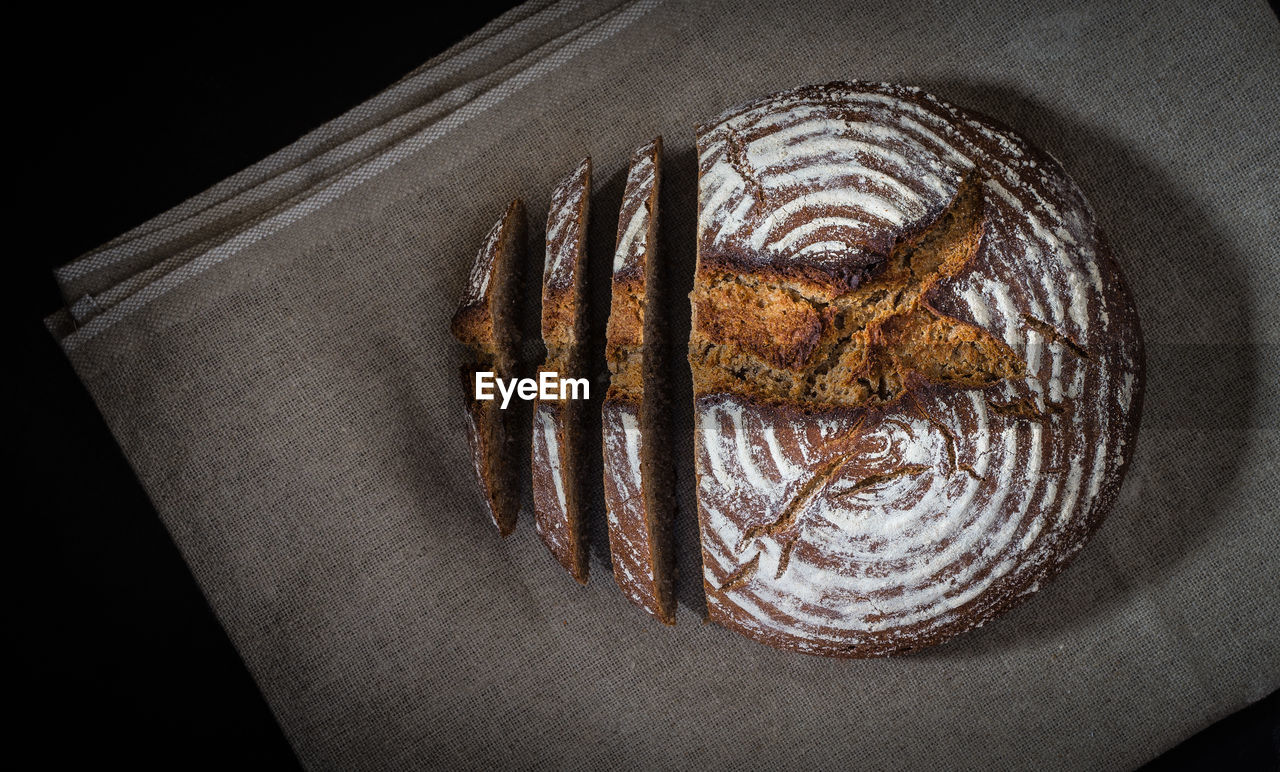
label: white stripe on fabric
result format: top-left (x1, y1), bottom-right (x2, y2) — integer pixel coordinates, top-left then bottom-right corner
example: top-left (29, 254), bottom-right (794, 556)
top-left (60, 0), bottom-right (661, 351)
top-left (55, 0), bottom-right (594, 287)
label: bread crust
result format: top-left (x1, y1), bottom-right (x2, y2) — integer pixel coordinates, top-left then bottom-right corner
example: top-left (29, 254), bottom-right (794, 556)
top-left (533, 158), bottom-right (591, 582)
top-left (690, 83), bottom-right (1145, 656)
top-left (603, 137), bottom-right (677, 624)
top-left (451, 199), bottom-right (527, 536)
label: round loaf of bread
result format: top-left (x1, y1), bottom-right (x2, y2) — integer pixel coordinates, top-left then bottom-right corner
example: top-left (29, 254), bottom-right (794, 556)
top-left (689, 82), bottom-right (1144, 657)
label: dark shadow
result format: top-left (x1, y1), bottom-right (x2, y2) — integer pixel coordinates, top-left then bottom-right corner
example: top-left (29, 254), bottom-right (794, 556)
top-left (507, 203), bottom-right (541, 549)
top-left (580, 158), bottom-right (628, 576)
top-left (659, 145), bottom-right (706, 618)
top-left (905, 81), bottom-right (1259, 659)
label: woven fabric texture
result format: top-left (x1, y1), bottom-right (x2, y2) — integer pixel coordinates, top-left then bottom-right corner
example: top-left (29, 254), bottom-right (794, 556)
top-left (48, 1), bottom-right (1279, 768)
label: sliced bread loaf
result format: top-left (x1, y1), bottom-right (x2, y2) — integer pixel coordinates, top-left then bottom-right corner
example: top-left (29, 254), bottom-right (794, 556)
top-left (450, 199), bottom-right (527, 536)
top-left (532, 158), bottom-right (592, 583)
top-left (603, 137), bottom-right (677, 624)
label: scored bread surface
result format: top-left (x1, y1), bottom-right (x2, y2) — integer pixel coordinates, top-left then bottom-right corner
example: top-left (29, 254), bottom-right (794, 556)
top-left (450, 199), bottom-right (526, 537)
top-left (603, 137), bottom-right (677, 624)
top-left (532, 158), bottom-right (592, 583)
top-left (690, 83), bottom-right (1144, 656)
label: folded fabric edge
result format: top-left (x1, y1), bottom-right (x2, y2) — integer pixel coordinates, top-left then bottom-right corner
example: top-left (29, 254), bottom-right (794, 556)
top-left (52, 0), bottom-right (662, 353)
top-left (52, 0), bottom-right (619, 294)
top-left (54, 0), bottom-right (631, 307)
top-left (45, 309), bottom-right (76, 340)
top-left (58, 0), bottom-right (654, 322)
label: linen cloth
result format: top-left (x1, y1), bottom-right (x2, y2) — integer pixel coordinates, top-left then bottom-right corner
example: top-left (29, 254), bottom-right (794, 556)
top-left (47, 0), bottom-right (1279, 768)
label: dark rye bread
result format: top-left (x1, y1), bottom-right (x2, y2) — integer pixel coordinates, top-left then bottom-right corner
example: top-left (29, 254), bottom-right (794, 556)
top-left (532, 158), bottom-right (592, 583)
top-left (603, 137), bottom-right (677, 624)
top-left (690, 83), bottom-right (1144, 657)
top-left (450, 200), bottom-right (527, 537)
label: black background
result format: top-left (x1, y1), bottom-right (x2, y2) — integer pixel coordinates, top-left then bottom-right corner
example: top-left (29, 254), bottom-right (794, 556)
top-left (15, 7), bottom-right (1277, 769)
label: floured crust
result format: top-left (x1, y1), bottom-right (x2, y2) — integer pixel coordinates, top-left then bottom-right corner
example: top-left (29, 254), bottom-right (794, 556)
top-left (603, 137), bottom-right (676, 623)
top-left (533, 158), bottom-right (591, 582)
top-left (451, 199), bottom-right (526, 536)
top-left (690, 83), bottom-right (1145, 656)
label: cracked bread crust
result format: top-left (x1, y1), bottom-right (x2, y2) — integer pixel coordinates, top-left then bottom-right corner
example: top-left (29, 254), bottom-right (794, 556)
top-left (603, 137), bottom-right (677, 624)
top-left (533, 158), bottom-right (591, 583)
top-left (451, 199), bottom-right (526, 537)
top-left (690, 83), bottom-right (1144, 657)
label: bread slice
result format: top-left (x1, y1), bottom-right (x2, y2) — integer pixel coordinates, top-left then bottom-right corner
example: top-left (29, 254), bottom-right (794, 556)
top-left (450, 199), bottom-right (527, 536)
top-left (532, 158), bottom-right (591, 583)
top-left (603, 137), bottom-right (676, 624)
